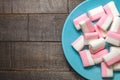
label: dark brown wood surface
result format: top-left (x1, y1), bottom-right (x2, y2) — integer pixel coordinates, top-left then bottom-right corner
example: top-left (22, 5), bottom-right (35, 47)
top-left (0, 0), bottom-right (85, 80)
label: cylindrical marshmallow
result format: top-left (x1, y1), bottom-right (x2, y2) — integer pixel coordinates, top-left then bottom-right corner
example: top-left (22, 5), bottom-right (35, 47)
top-left (106, 31), bottom-right (120, 46)
top-left (72, 36), bottom-right (84, 52)
top-left (113, 61), bottom-right (120, 71)
top-left (103, 50), bottom-right (120, 66)
top-left (79, 18), bottom-right (95, 33)
top-left (101, 62), bottom-right (113, 78)
top-left (79, 50), bottom-right (95, 67)
top-left (110, 46), bottom-right (120, 52)
top-left (95, 25), bottom-right (107, 38)
top-left (88, 6), bottom-right (106, 21)
top-left (96, 14), bottom-right (112, 31)
top-left (104, 1), bottom-right (119, 18)
top-left (110, 17), bottom-right (120, 33)
top-left (84, 32), bottom-right (99, 45)
top-left (73, 13), bottom-right (89, 30)
top-left (92, 49), bottom-right (108, 64)
top-left (89, 38), bottom-right (105, 54)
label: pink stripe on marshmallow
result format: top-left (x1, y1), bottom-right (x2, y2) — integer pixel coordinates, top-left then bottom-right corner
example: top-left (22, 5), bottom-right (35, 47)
top-left (73, 13), bottom-right (89, 30)
top-left (106, 54), bottom-right (120, 66)
top-left (72, 36), bottom-right (84, 52)
top-left (104, 1), bottom-right (119, 18)
top-left (84, 32), bottom-right (99, 40)
top-left (80, 18), bottom-right (95, 33)
top-left (79, 50), bottom-right (94, 67)
top-left (96, 14), bottom-right (112, 31)
top-left (89, 11), bottom-right (106, 21)
top-left (104, 4), bottom-right (114, 18)
top-left (88, 6), bottom-right (106, 21)
top-left (92, 49), bottom-right (108, 64)
top-left (107, 31), bottom-right (120, 40)
top-left (95, 25), bottom-right (103, 38)
top-left (101, 62), bottom-right (113, 78)
top-left (92, 49), bottom-right (108, 59)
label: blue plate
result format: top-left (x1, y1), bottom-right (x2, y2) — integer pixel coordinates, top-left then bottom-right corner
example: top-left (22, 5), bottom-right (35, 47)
top-left (62, 0), bottom-right (120, 80)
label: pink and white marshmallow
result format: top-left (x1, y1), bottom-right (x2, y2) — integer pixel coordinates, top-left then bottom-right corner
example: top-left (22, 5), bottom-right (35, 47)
top-left (104, 1), bottom-right (119, 18)
top-left (89, 38), bottom-right (105, 54)
top-left (79, 18), bottom-right (95, 33)
top-left (110, 17), bottom-right (120, 33)
top-left (88, 6), bottom-right (106, 21)
top-left (103, 48), bottom-right (120, 66)
top-left (111, 47), bottom-right (120, 71)
top-left (79, 50), bottom-right (95, 67)
top-left (95, 25), bottom-right (107, 38)
top-left (96, 14), bottom-right (112, 31)
top-left (84, 32), bottom-right (99, 45)
top-left (113, 61), bottom-right (120, 71)
top-left (101, 62), bottom-right (113, 78)
top-left (73, 13), bottom-right (89, 30)
top-left (92, 49), bottom-right (108, 64)
top-left (106, 31), bottom-right (120, 46)
top-left (72, 36), bottom-right (84, 52)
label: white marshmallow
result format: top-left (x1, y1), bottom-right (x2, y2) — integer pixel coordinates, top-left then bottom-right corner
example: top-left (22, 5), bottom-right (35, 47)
top-left (104, 1), bottom-right (119, 18)
top-left (103, 50), bottom-right (120, 66)
top-left (113, 61), bottom-right (120, 71)
top-left (101, 62), bottom-right (113, 78)
top-left (105, 31), bottom-right (120, 46)
top-left (79, 18), bottom-right (95, 33)
top-left (88, 6), bottom-right (105, 21)
top-left (110, 17), bottom-right (120, 33)
top-left (72, 36), bottom-right (84, 52)
top-left (79, 50), bottom-right (95, 67)
top-left (89, 38), bottom-right (105, 54)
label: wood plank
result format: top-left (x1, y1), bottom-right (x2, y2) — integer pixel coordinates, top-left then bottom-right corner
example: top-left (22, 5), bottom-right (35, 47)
top-left (12, 0), bottom-right (67, 13)
top-left (0, 42), bottom-right (11, 68)
top-left (69, 0), bottom-right (84, 13)
top-left (0, 0), bottom-right (12, 13)
top-left (0, 0), bottom-right (3, 13)
top-left (11, 42), bottom-right (69, 70)
top-left (0, 71), bottom-right (85, 80)
top-left (3, 0), bottom-right (12, 13)
top-left (0, 14), bottom-right (28, 41)
top-left (28, 14), bottom-right (67, 41)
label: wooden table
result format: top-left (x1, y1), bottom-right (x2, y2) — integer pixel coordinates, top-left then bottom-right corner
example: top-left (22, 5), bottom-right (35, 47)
top-left (0, 0), bottom-right (85, 80)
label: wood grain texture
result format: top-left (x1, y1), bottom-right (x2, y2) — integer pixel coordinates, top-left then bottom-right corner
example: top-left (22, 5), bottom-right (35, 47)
top-left (0, 14), bottom-right (28, 41)
top-left (0, 71), bottom-right (85, 80)
top-left (11, 42), bottom-right (69, 70)
top-left (69, 0), bottom-right (84, 13)
top-left (0, 42), bottom-right (11, 68)
top-left (3, 0), bottom-right (12, 13)
top-left (12, 0), bottom-right (67, 13)
top-left (0, 0), bottom-right (86, 80)
top-left (28, 14), bottom-right (67, 41)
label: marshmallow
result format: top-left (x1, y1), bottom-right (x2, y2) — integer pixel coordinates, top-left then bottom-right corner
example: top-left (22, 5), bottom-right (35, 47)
top-left (104, 1), bottom-right (119, 18)
top-left (88, 6), bottom-right (106, 21)
top-left (110, 17), bottom-right (120, 33)
top-left (80, 18), bottom-right (95, 33)
top-left (84, 32), bottom-right (99, 45)
top-left (103, 50), bottom-right (120, 66)
top-left (79, 50), bottom-right (95, 67)
top-left (92, 49), bottom-right (108, 64)
top-left (72, 36), bottom-right (84, 52)
top-left (73, 13), bottom-right (89, 30)
top-left (89, 38), bottom-right (105, 54)
top-left (106, 31), bottom-right (120, 46)
top-left (95, 25), bottom-right (103, 38)
top-left (110, 46), bottom-right (120, 52)
top-left (101, 62), bottom-right (113, 78)
top-left (96, 14), bottom-right (112, 31)
top-left (113, 61), bottom-right (120, 71)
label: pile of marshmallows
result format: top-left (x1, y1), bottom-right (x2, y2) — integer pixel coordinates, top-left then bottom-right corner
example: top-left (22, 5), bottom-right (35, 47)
top-left (72, 1), bottom-right (120, 78)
